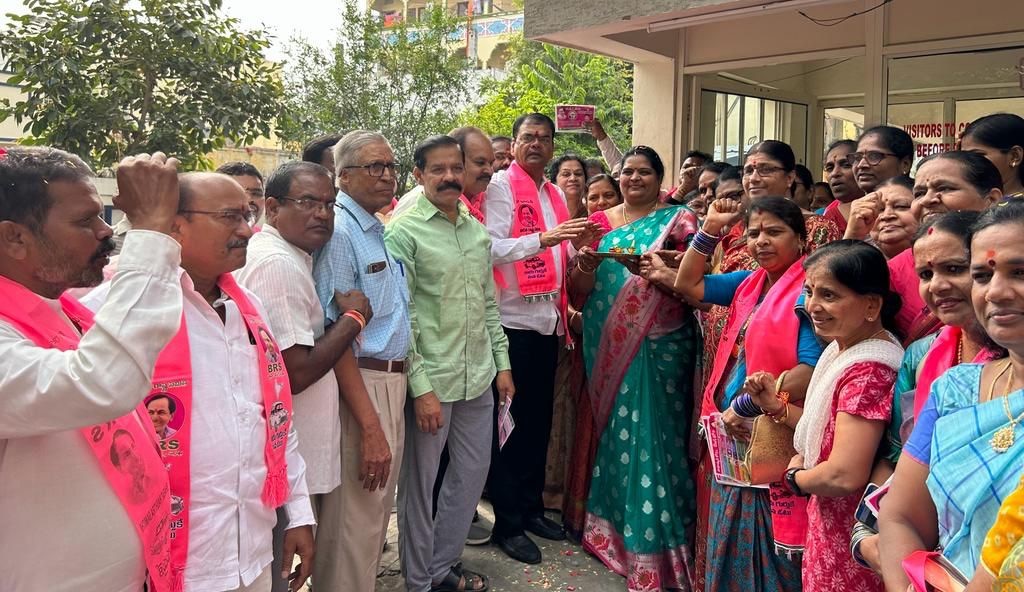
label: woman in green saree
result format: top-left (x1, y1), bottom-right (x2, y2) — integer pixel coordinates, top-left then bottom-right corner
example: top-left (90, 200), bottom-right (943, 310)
top-left (568, 145), bottom-right (700, 591)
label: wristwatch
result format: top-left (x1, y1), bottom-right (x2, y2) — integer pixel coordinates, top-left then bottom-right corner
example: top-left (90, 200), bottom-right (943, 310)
top-left (784, 467), bottom-right (808, 497)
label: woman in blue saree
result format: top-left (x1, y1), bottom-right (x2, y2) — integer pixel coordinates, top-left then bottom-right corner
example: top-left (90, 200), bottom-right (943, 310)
top-left (879, 199), bottom-right (1024, 587)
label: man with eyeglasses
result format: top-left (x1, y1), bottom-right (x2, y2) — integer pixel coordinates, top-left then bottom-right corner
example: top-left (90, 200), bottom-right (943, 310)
top-left (83, 171), bottom-right (316, 592)
top-left (484, 112), bottom-right (601, 564)
top-left (312, 130), bottom-right (412, 592)
top-left (236, 161), bottom-right (375, 592)
top-left (217, 161), bottom-right (267, 229)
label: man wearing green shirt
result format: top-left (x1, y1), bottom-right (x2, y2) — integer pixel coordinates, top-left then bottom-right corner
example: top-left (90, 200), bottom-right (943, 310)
top-left (387, 135), bottom-right (515, 592)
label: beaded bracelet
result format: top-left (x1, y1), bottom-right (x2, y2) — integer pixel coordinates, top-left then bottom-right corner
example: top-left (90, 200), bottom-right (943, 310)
top-left (731, 394), bottom-right (762, 418)
top-left (689, 229), bottom-right (722, 257)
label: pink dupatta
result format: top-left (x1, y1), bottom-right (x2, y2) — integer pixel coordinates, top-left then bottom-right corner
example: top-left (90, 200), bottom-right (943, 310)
top-left (0, 276), bottom-right (176, 591)
top-left (914, 325), bottom-right (1001, 418)
top-left (696, 260), bottom-right (810, 554)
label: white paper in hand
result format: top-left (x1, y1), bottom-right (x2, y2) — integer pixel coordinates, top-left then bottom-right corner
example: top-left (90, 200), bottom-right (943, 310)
top-left (498, 403), bottom-right (515, 450)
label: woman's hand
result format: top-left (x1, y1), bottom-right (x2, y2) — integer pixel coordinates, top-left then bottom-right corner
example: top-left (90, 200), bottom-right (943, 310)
top-left (787, 453), bottom-right (805, 471)
top-left (652, 249), bottom-right (684, 269)
top-left (576, 246), bottom-right (600, 273)
top-left (743, 371), bottom-right (781, 413)
top-left (857, 533), bottom-right (883, 573)
top-left (845, 192), bottom-right (882, 240)
top-left (721, 407), bottom-right (751, 441)
top-left (640, 251), bottom-right (667, 278)
top-left (624, 260), bottom-right (643, 276)
top-left (702, 198), bottom-right (744, 236)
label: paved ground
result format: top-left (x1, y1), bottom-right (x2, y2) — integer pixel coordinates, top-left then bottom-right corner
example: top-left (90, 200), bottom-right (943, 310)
top-left (374, 501), bottom-right (624, 592)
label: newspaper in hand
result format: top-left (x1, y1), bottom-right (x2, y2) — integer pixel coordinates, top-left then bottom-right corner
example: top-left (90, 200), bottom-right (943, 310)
top-left (701, 412), bottom-right (768, 489)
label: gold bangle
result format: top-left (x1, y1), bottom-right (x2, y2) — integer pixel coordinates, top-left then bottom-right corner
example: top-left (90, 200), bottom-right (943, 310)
top-left (577, 260), bottom-right (596, 274)
top-left (775, 370), bottom-right (789, 394)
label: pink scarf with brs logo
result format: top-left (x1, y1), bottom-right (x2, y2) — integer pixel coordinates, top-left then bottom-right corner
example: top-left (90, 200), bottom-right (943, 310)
top-left (503, 161), bottom-right (573, 342)
top-left (0, 274), bottom-right (175, 590)
top-left (150, 273), bottom-right (293, 588)
top-left (699, 260), bottom-right (810, 555)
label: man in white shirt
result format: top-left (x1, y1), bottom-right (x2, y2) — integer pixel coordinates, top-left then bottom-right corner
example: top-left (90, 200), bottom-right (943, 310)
top-left (235, 161), bottom-right (375, 591)
top-left (483, 113), bottom-right (599, 564)
top-left (86, 172), bottom-right (316, 592)
top-left (0, 147), bottom-right (184, 592)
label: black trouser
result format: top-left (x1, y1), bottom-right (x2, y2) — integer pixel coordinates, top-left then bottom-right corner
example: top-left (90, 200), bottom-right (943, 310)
top-left (486, 327), bottom-right (559, 538)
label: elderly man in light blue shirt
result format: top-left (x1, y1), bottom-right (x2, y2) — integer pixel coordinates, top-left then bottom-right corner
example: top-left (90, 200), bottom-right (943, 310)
top-left (312, 130), bottom-right (411, 592)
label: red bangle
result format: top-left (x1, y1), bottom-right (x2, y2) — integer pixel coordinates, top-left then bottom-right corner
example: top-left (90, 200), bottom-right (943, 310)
top-left (343, 310), bottom-right (365, 331)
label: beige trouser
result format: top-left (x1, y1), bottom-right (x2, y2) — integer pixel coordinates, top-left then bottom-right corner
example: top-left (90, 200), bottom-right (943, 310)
top-left (312, 368), bottom-right (407, 592)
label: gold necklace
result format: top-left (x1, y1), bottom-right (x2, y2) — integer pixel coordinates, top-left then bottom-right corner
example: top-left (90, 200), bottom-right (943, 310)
top-left (621, 200), bottom-right (657, 226)
top-left (956, 335), bottom-right (964, 365)
top-left (989, 360), bottom-right (1024, 453)
top-left (613, 201), bottom-right (659, 255)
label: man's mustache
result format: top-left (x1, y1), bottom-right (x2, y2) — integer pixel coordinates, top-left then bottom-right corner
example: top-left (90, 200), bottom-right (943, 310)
top-left (92, 238), bottom-right (116, 261)
top-left (437, 181), bottom-right (463, 193)
top-left (227, 239), bottom-right (249, 249)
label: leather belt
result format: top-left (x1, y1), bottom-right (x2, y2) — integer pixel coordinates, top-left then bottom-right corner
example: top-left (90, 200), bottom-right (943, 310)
top-left (357, 357), bottom-right (406, 373)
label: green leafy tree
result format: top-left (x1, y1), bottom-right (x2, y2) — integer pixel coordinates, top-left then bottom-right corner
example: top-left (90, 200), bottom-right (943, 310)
top-left (461, 35), bottom-right (633, 162)
top-left (0, 0), bottom-right (282, 170)
top-left (279, 2), bottom-right (473, 191)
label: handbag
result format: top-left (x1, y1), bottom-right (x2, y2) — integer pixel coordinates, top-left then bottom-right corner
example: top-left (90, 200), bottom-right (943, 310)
top-left (744, 415), bottom-right (796, 485)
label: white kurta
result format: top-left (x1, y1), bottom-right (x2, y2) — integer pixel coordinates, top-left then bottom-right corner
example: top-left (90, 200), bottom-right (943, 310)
top-left (0, 230), bottom-right (184, 592)
top-left (483, 168), bottom-right (572, 335)
top-left (83, 267), bottom-right (316, 591)
top-left (235, 224), bottom-right (342, 495)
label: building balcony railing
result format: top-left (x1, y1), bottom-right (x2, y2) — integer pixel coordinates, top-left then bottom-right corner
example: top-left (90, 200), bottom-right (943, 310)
top-left (382, 10), bottom-right (523, 44)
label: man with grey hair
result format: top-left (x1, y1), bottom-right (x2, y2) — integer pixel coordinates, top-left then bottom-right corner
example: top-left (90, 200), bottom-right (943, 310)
top-left (312, 130), bottom-right (411, 592)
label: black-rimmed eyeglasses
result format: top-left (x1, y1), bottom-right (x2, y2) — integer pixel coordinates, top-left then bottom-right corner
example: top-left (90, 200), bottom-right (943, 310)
top-left (847, 151), bottom-right (898, 166)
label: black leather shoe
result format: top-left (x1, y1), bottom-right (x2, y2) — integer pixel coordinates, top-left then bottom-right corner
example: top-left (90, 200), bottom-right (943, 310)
top-left (493, 533), bottom-right (541, 564)
top-left (524, 515), bottom-right (566, 541)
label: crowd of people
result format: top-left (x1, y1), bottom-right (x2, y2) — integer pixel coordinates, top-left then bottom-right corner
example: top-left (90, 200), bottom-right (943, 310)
top-left (1, 108), bottom-right (1024, 592)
